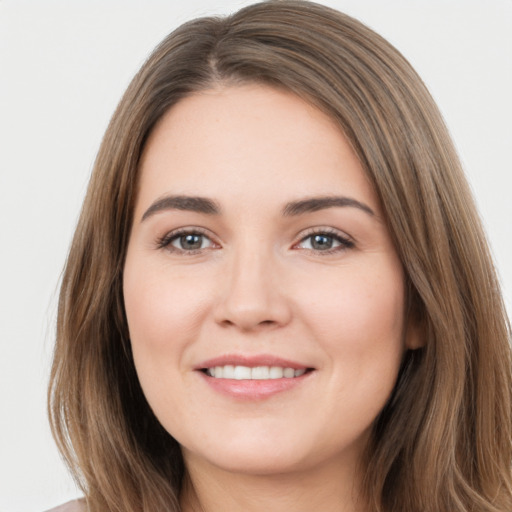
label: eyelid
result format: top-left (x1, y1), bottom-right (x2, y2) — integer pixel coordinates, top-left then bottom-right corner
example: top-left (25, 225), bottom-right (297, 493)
top-left (292, 226), bottom-right (355, 253)
top-left (156, 226), bottom-right (220, 253)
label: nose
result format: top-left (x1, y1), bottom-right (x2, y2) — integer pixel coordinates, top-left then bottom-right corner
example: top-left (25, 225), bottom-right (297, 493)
top-left (213, 246), bottom-right (292, 332)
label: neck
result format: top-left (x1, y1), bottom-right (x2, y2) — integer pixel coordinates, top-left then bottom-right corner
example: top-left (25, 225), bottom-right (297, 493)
top-left (180, 451), bottom-right (367, 512)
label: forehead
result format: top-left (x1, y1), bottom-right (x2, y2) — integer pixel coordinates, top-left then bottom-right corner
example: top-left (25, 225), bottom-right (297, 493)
top-left (136, 84), bottom-right (378, 215)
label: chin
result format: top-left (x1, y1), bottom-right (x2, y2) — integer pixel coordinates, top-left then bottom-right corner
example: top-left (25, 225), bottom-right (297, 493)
top-left (186, 444), bottom-right (312, 476)
top-left (180, 425), bottom-right (367, 478)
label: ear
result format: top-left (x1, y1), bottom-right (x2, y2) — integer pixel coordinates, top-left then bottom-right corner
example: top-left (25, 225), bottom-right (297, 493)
top-left (404, 314), bottom-right (425, 350)
top-left (403, 282), bottom-right (426, 350)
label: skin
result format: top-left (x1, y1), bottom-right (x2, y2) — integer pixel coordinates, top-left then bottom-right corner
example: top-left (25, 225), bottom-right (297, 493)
top-left (123, 84), bottom-right (419, 512)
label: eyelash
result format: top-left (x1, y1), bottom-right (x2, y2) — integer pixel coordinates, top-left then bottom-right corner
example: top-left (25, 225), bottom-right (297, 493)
top-left (156, 227), bottom-right (355, 256)
top-left (294, 227), bottom-right (355, 255)
top-left (156, 227), bottom-right (215, 255)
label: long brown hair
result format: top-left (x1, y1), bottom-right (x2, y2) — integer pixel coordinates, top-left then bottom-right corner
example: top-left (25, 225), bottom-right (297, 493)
top-left (48, 1), bottom-right (512, 510)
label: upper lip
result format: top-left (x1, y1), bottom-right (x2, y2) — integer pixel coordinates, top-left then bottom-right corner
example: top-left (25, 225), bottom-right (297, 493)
top-left (195, 354), bottom-right (311, 370)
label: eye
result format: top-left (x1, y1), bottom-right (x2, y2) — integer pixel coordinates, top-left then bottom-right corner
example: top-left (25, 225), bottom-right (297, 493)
top-left (157, 228), bottom-right (217, 254)
top-left (295, 229), bottom-right (354, 254)
top-left (172, 233), bottom-right (212, 251)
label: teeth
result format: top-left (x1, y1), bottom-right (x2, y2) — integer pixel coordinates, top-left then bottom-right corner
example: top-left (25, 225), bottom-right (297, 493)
top-left (283, 367), bottom-right (295, 378)
top-left (233, 366), bottom-right (252, 380)
top-left (269, 366), bottom-right (283, 379)
top-left (252, 366), bottom-right (270, 379)
top-left (205, 365), bottom-right (307, 380)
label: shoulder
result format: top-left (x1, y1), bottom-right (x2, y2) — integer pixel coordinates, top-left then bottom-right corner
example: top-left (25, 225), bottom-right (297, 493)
top-left (44, 499), bottom-right (86, 512)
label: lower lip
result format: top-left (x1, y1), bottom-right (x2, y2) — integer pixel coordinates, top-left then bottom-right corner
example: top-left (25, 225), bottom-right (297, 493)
top-left (198, 371), bottom-right (313, 400)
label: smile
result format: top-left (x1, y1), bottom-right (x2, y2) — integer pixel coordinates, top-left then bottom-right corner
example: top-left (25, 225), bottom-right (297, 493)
top-left (204, 365), bottom-right (307, 379)
top-left (196, 355), bottom-right (314, 399)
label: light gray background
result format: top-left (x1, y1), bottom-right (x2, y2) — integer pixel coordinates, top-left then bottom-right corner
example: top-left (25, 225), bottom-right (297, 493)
top-left (1, 1), bottom-right (511, 510)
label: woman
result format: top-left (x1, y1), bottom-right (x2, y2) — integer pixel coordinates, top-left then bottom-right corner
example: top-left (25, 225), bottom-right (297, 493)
top-left (47, 1), bottom-right (512, 511)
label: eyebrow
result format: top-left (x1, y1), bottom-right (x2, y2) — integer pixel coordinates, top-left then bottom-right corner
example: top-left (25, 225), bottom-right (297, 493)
top-left (141, 194), bottom-right (375, 222)
top-left (282, 196), bottom-right (375, 217)
top-left (141, 195), bottom-right (221, 221)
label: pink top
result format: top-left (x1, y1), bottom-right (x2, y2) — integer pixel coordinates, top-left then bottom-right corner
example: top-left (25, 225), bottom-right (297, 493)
top-left (44, 499), bottom-right (85, 512)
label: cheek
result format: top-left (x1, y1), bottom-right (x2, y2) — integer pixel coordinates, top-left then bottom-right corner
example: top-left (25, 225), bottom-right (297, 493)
top-left (307, 265), bottom-right (406, 440)
top-left (305, 262), bottom-right (404, 332)
top-left (300, 261), bottom-right (406, 382)
top-left (122, 259), bottom-right (217, 430)
top-left (123, 260), bottom-right (211, 369)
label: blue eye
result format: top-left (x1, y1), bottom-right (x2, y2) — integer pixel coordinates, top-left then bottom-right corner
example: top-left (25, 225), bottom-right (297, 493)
top-left (307, 234), bottom-right (337, 250)
top-left (158, 229), bottom-right (215, 253)
top-left (171, 233), bottom-right (212, 251)
top-left (297, 231), bottom-right (354, 253)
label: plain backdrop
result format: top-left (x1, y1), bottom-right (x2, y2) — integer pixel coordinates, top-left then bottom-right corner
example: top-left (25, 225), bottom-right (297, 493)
top-left (1, 1), bottom-right (511, 510)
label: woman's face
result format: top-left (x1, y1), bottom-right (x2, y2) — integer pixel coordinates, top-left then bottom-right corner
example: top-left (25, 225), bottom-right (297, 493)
top-left (124, 84), bottom-right (417, 477)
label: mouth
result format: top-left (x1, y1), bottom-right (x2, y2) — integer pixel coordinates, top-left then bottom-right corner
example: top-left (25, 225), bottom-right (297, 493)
top-left (195, 355), bottom-right (315, 399)
top-left (201, 365), bottom-right (309, 379)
